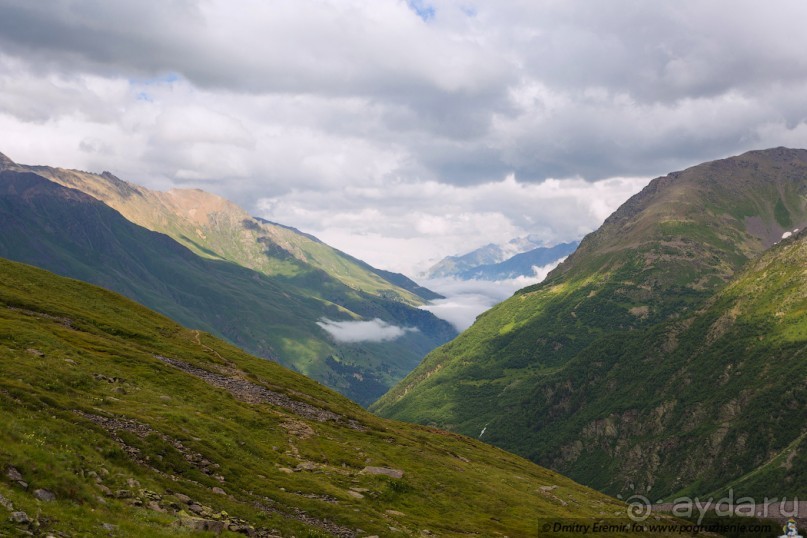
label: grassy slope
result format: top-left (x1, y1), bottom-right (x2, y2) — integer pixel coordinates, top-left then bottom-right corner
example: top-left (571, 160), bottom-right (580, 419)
top-left (0, 257), bottom-right (661, 537)
top-left (373, 148), bottom-right (807, 498)
top-left (0, 168), bottom-right (454, 406)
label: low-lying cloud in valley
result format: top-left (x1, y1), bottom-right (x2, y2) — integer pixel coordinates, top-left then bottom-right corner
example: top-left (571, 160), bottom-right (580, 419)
top-left (421, 259), bottom-right (564, 331)
top-left (317, 318), bottom-right (418, 343)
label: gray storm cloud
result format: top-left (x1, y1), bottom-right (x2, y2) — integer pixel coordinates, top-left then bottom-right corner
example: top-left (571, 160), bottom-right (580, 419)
top-left (2, 1), bottom-right (807, 274)
top-left (2, 0), bottom-right (807, 187)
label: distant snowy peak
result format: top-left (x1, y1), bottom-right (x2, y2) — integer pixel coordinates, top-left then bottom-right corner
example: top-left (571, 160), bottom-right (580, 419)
top-left (427, 239), bottom-right (579, 281)
top-left (426, 236), bottom-right (545, 278)
top-left (500, 234), bottom-right (545, 259)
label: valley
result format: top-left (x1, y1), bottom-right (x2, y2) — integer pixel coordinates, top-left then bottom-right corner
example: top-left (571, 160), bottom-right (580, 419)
top-left (2, 3), bottom-right (806, 535)
top-left (2, 147), bottom-right (804, 535)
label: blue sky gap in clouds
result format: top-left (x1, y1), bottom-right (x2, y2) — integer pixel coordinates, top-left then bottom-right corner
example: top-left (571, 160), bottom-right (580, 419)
top-left (407, 0), bottom-right (436, 21)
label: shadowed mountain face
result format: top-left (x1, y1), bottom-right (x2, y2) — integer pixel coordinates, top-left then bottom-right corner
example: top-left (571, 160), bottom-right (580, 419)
top-left (0, 167), bottom-right (455, 405)
top-left (373, 147), bottom-right (807, 498)
top-left (0, 256), bottom-right (657, 537)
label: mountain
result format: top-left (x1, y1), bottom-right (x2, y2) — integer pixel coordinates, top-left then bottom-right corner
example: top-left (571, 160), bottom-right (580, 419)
top-left (0, 163), bottom-right (455, 406)
top-left (373, 147), bottom-right (807, 499)
top-left (3, 156), bottom-right (439, 305)
top-left (426, 238), bottom-right (578, 281)
top-left (426, 235), bottom-right (544, 278)
top-left (451, 242), bottom-right (579, 281)
top-left (0, 256), bottom-right (654, 537)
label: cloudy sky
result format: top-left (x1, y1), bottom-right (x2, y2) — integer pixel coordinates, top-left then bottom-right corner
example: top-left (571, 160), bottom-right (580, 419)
top-left (2, 0), bottom-right (807, 276)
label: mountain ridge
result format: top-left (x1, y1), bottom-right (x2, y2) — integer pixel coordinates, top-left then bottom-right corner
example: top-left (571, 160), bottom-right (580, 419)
top-left (426, 235), bottom-right (556, 279)
top-left (447, 241), bottom-right (579, 281)
top-left (0, 152), bottom-right (436, 305)
top-left (373, 147), bottom-right (807, 499)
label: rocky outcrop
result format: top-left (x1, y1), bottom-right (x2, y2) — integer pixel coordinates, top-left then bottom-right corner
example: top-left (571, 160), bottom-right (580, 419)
top-left (154, 355), bottom-right (365, 430)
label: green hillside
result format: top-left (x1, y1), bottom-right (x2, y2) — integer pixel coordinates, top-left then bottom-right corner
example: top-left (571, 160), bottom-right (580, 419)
top-left (476, 229), bottom-right (807, 500)
top-left (0, 169), bottom-right (453, 406)
top-left (0, 257), bottom-right (660, 537)
top-left (373, 147), bottom-right (807, 499)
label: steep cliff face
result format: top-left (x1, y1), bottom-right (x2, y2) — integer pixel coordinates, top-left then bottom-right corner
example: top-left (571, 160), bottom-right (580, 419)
top-left (374, 148), bottom-right (807, 498)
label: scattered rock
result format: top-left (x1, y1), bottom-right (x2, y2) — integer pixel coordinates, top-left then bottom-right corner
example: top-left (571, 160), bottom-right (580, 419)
top-left (26, 348), bottom-right (44, 357)
top-left (147, 501), bottom-right (165, 513)
top-left (63, 358), bottom-right (76, 365)
top-left (6, 466), bottom-right (23, 482)
top-left (230, 523), bottom-right (256, 535)
top-left (361, 466), bottom-right (404, 479)
top-left (175, 493), bottom-right (191, 504)
top-left (277, 467), bottom-right (293, 474)
top-left (211, 486), bottom-right (226, 495)
top-left (0, 493), bottom-right (14, 511)
top-left (281, 420), bottom-right (315, 439)
top-left (177, 516), bottom-right (226, 533)
top-left (126, 478), bottom-right (140, 488)
top-left (539, 485), bottom-right (558, 493)
top-left (101, 523), bottom-right (118, 532)
top-left (77, 412), bottom-right (219, 477)
top-left (294, 462), bottom-right (318, 472)
top-left (10, 511), bottom-right (30, 524)
top-left (547, 494), bottom-right (568, 507)
top-left (188, 503), bottom-right (205, 515)
top-left (154, 354), bottom-right (364, 430)
top-left (140, 489), bottom-right (161, 501)
top-left (34, 488), bottom-right (56, 502)
top-left (115, 490), bottom-right (132, 499)
top-left (386, 510), bottom-right (405, 516)
top-left (93, 373), bottom-right (124, 383)
top-left (97, 484), bottom-right (112, 496)
top-left (160, 498), bottom-right (180, 510)
top-left (347, 490), bottom-right (364, 499)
